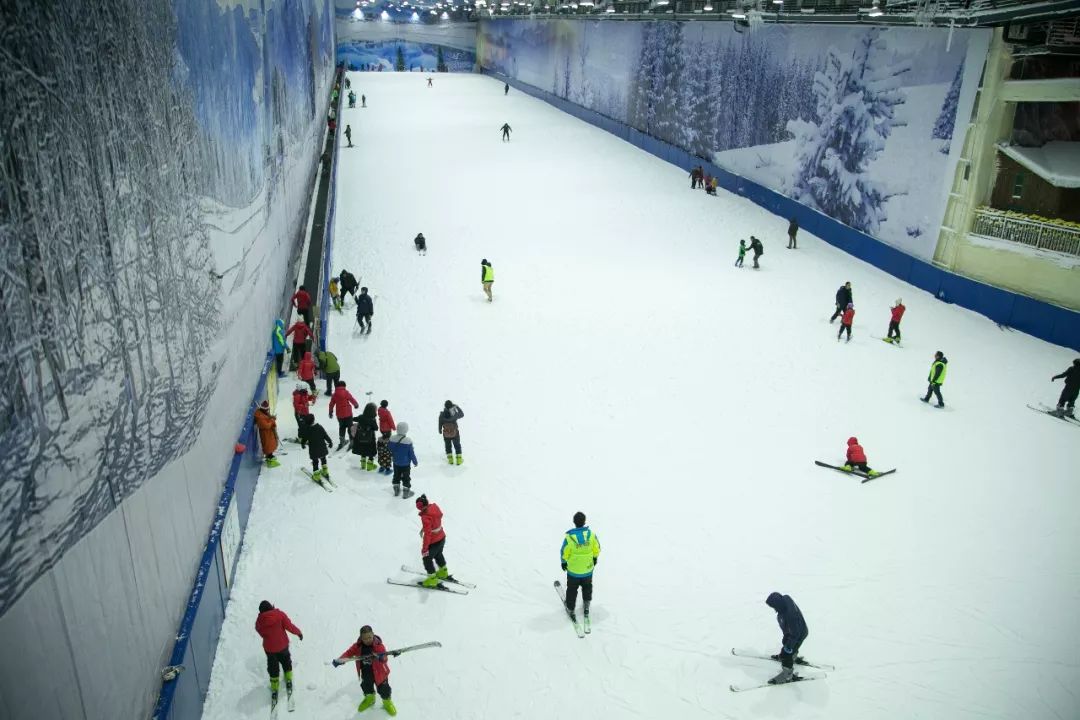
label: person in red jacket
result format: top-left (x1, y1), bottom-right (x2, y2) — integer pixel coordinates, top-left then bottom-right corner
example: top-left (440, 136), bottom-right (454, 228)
top-left (291, 285), bottom-right (313, 326)
top-left (416, 494), bottom-right (450, 588)
top-left (332, 626), bottom-right (397, 716)
top-left (255, 600), bottom-right (303, 712)
top-left (285, 319), bottom-right (313, 371)
top-left (292, 384), bottom-right (315, 432)
top-left (297, 351), bottom-right (316, 393)
top-left (329, 380), bottom-right (360, 449)
top-left (837, 303), bottom-right (854, 342)
top-left (378, 399), bottom-right (396, 440)
top-left (842, 437), bottom-right (880, 477)
top-left (886, 299), bottom-right (905, 344)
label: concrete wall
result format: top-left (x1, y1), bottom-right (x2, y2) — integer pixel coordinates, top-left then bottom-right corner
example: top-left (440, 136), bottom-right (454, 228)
top-left (952, 234), bottom-right (1080, 311)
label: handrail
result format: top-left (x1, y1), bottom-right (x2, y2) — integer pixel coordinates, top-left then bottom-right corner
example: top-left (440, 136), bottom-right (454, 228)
top-left (970, 207), bottom-right (1080, 257)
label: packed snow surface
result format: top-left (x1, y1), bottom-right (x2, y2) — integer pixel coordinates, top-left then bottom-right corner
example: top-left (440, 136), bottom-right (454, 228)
top-left (201, 73), bottom-right (1080, 720)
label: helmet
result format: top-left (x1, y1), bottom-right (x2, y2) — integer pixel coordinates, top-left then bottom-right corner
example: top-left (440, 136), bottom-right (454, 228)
top-left (296, 383), bottom-right (307, 392)
top-left (895, 298), bottom-right (903, 305)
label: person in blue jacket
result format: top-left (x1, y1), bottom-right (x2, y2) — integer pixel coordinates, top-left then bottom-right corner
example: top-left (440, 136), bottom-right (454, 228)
top-left (388, 421), bottom-right (418, 500)
top-left (765, 592), bottom-right (808, 684)
top-left (271, 319), bottom-right (288, 378)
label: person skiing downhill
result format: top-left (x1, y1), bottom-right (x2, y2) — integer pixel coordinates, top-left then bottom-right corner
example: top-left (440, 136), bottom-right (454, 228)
top-left (481, 259), bottom-right (494, 302)
top-left (885, 299), bottom-right (905, 344)
top-left (416, 494), bottom-right (451, 588)
top-left (1051, 359), bottom-right (1080, 418)
top-left (361, 94), bottom-right (366, 107)
top-left (438, 400), bottom-right (464, 465)
top-left (331, 626), bottom-right (397, 717)
top-left (921, 351), bottom-right (948, 408)
top-left (764, 592), bottom-right (809, 685)
top-left (837, 303), bottom-right (855, 342)
top-left (841, 437), bottom-right (880, 477)
top-left (561, 511), bottom-right (601, 625)
top-left (329, 380), bottom-right (359, 449)
top-left (351, 402), bottom-right (379, 471)
top-left (299, 413), bottom-right (334, 482)
top-left (255, 600), bottom-right (303, 714)
top-left (735, 239), bottom-right (747, 268)
top-left (388, 421), bottom-right (418, 499)
top-left (504, 82), bottom-right (509, 95)
top-left (500, 123), bottom-right (512, 142)
top-left (254, 400), bottom-right (280, 468)
top-left (345, 124), bottom-right (353, 147)
top-left (414, 233), bottom-right (427, 254)
top-left (831, 282), bottom-right (853, 323)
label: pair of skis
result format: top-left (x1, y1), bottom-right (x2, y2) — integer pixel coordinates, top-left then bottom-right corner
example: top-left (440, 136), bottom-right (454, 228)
top-left (814, 461), bottom-right (896, 483)
top-left (1027, 403), bottom-right (1080, 427)
top-left (332, 641), bottom-right (442, 665)
top-left (269, 689), bottom-right (295, 717)
top-left (553, 581), bottom-right (591, 638)
top-left (386, 566), bottom-right (475, 595)
top-left (729, 649), bottom-right (832, 692)
top-left (300, 467), bottom-right (335, 492)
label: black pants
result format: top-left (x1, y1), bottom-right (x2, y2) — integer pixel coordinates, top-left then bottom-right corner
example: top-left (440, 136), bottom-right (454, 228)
top-left (735, 255), bottom-right (744, 267)
top-left (830, 304), bottom-right (844, 322)
top-left (788, 232), bottom-right (797, 249)
top-left (565, 575), bottom-right (593, 614)
top-left (887, 320), bottom-right (901, 341)
top-left (502, 130), bottom-right (510, 141)
top-left (342, 286), bottom-right (357, 304)
top-left (923, 383), bottom-right (944, 405)
top-left (310, 453), bottom-right (327, 471)
top-left (275, 352), bottom-right (285, 376)
top-left (1059, 385), bottom-right (1079, 409)
top-left (415, 239), bottom-right (426, 252)
top-left (779, 639), bottom-right (805, 669)
top-left (392, 465), bottom-right (412, 489)
top-left (422, 538), bottom-right (447, 574)
top-left (337, 417), bottom-right (354, 442)
top-left (324, 370), bottom-right (339, 395)
top-left (357, 313), bottom-right (372, 332)
top-left (266, 649), bottom-right (293, 678)
top-left (290, 343), bottom-right (305, 369)
top-left (847, 461), bottom-right (870, 473)
top-left (443, 436), bottom-right (461, 455)
top-left (360, 665), bottom-right (392, 699)
top-left (838, 323), bottom-right (851, 340)
top-left (752, 252), bottom-right (760, 269)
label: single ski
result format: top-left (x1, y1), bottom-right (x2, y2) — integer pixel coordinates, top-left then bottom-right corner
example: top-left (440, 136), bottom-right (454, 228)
top-left (554, 581), bottom-right (585, 638)
top-left (386, 578), bottom-right (468, 595)
top-left (730, 648), bottom-right (835, 671)
top-left (730, 674), bottom-right (825, 692)
top-left (814, 461), bottom-right (895, 481)
top-left (861, 470), bottom-right (897, 483)
top-left (337, 641), bottom-right (442, 663)
top-left (1027, 404), bottom-right (1080, 426)
top-left (584, 615), bottom-right (592, 634)
top-left (269, 695), bottom-right (279, 719)
top-left (400, 565), bottom-right (476, 588)
top-left (286, 691), bottom-right (295, 712)
top-left (300, 468), bottom-right (333, 492)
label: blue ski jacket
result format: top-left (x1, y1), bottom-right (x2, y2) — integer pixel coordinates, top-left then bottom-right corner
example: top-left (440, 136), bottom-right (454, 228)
top-left (766, 592), bottom-right (808, 650)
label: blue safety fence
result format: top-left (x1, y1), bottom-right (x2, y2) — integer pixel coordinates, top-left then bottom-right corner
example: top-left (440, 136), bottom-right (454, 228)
top-left (319, 69), bottom-right (345, 353)
top-left (484, 70), bottom-right (1080, 352)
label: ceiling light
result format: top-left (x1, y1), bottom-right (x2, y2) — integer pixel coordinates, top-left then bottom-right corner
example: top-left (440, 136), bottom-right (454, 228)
top-left (703, 2), bottom-right (712, 8)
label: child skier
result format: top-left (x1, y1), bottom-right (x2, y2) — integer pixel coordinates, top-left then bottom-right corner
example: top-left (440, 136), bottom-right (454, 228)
top-left (735, 239), bottom-right (747, 268)
top-left (376, 434), bottom-right (393, 475)
top-left (388, 422), bottom-right (418, 499)
top-left (886, 299), bottom-right (905, 344)
top-left (292, 384), bottom-right (315, 432)
top-left (438, 400), bottom-right (465, 465)
top-left (329, 380), bottom-right (359, 449)
top-left (350, 402), bottom-right (379, 471)
top-left (842, 436), bottom-right (880, 477)
top-left (416, 494), bottom-right (450, 588)
top-left (255, 600), bottom-right (303, 714)
top-left (764, 592), bottom-right (808, 685)
top-left (837, 303), bottom-right (854, 342)
top-left (272, 319), bottom-right (287, 378)
top-left (254, 400), bottom-right (280, 468)
top-left (284, 319), bottom-right (313, 370)
top-left (331, 626), bottom-right (397, 716)
top-left (329, 277), bottom-right (343, 311)
top-left (297, 351), bottom-right (316, 393)
top-left (299, 414), bottom-right (334, 482)
top-left (378, 399), bottom-right (396, 440)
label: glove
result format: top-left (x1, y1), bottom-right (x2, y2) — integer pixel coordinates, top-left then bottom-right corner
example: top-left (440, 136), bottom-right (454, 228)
top-left (592, 557), bottom-right (598, 567)
top-left (561, 561), bottom-right (568, 571)
top-left (391, 650), bottom-right (401, 657)
top-left (298, 632), bottom-right (304, 641)
top-left (376, 653), bottom-right (387, 662)
top-left (332, 659), bottom-right (344, 667)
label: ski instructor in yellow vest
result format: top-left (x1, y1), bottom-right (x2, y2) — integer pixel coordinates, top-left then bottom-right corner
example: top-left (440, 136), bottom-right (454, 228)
top-left (481, 258), bottom-right (495, 302)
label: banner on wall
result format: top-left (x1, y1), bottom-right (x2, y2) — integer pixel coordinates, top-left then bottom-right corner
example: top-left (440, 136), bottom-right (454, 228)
top-left (478, 20), bottom-right (990, 261)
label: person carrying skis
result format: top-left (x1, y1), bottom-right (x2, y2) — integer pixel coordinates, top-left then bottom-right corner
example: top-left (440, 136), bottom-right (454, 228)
top-left (787, 217), bottom-right (799, 249)
top-left (735, 239), bottom-right (747, 268)
top-left (339, 269), bottom-right (359, 304)
top-left (748, 236), bottom-right (764, 269)
top-left (388, 421), bottom-right (418, 499)
top-left (299, 413), bottom-right (334, 482)
top-left (292, 383), bottom-right (315, 431)
top-left (1051, 358), bottom-right (1080, 418)
top-left (271, 319), bottom-right (288, 378)
top-left (438, 400), bottom-right (465, 465)
top-left (256, 600), bottom-right (303, 713)
top-left (297, 351), bottom-right (317, 393)
top-left (414, 233), bottom-right (426, 254)
top-left (831, 282), bottom-right (853, 323)
top-left (291, 285), bottom-right (314, 327)
top-left (886, 298), bottom-right (905, 344)
top-left (921, 350), bottom-right (948, 408)
top-left (500, 123), bottom-right (512, 142)
top-left (481, 259), bottom-right (494, 302)
top-left (317, 349), bottom-right (340, 395)
top-left (842, 437), bottom-right (880, 477)
top-left (378, 399), bottom-right (396, 440)
top-left (254, 400), bottom-right (280, 468)
top-left (284, 319), bottom-right (313, 371)
top-left (764, 592), bottom-right (808, 685)
top-left (356, 287), bottom-right (374, 334)
top-left (329, 380), bottom-right (359, 449)
top-left (561, 511), bottom-right (600, 625)
top-left (415, 494), bottom-right (450, 587)
top-left (331, 626), bottom-right (397, 717)
top-left (351, 402), bottom-right (379, 471)
top-left (837, 303), bottom-right (854, 342)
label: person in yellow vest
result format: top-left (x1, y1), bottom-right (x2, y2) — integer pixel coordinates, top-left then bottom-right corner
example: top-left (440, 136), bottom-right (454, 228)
top-left (329, 276), bottom-right (342, 312)
top-left (560, 511), bottom-right (600, 626)
top-left (920, 350), bottom-right (948, 408)
top-left (481, 259), bottom-right (495, 302)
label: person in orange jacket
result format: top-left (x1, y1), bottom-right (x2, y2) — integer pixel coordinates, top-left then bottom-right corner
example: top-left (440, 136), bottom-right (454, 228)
top-left (331, 626), bottom-right (397, 716)
top-left (297, 351), bottom-right (316, 393)
top-left (254, 400), bottom-right (280, 468)
top-left (837, 303), bottom-right (854, 342)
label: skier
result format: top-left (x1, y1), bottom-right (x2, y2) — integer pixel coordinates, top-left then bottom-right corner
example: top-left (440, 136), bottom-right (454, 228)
top-left (351, 402), bottom-right (379, 471)
top-left (414, 233), bottom-right (426, 254)
top-left (921, 350), bottom-right (948, 408)
top-left (764, 592), bottom-right (808, 685)
top-left (356, 287), bottom-right (374, 334)
top-left (345, 77), bottom-right (351, 89)
top-left (299, 413), bottom-right (334, 482)
top-left (255, 600), bottom-right (303, 713)
top-left (885, 298), bottom-right (905, 344)
top-left (438, 400), bottom-right (465, 465)
top-left (500, 123), bottom-right (512, 142)
top-left (735, 239), bottom-right (746, 268)
top-left (297, 351), bottom-right (316, 394)
top-left (1050, 358), bottom-right (1080, 418)
top-left (348, 90), bottom-right (356, 108)
top-left (837, 303), bottom-right (854, 342)
top-left (361, 94), bottom-right (366, 107)
top-left (748, 236), bottom-right (764, 269)
top-left (842, 436), bottom-right (880, 477)
top-left (416, 494), bottom-right (451, 587)
top-left (329, 277), bottom-right (343, 311)
top-left (271, 318), bottom-right (287, 378)
top-left (284, 318), bottom-right (313, 370)
top-left (830, 282), bottom-right (853, 323)
top-left (378, 399), bottom-right (396, 440)
top-left (689, 165), bottom-right (702, 189)
top-left (427, 77), bottom-right (433, 87)
top-left (481, 259), bottom-right (494, 302)
top-left (561, 511), bottom-right (600, 625)
top-left (291, 285), bottom-right (313, 326)
top-left (292, 383), bottom-right (315, 430)
top-left (329, 379), bottom-right (359, 449)
top-left (344, 124), bottom-right (353, 147)
top-left (339, 269), bottom-right (359, 304)
top-left (388, 421), bottom-right (418, 499)
top-left (254, 400), bottom-right (280, 468)
top-left (331, 626), bottom-right (397, 717)
top-left (504, 82), bottom-right (509, 95)
top-left (787, 217), bottom-right (798, 249)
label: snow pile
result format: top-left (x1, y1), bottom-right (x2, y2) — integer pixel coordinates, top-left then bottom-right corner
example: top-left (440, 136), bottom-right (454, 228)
top-left (998, 141), bottom-right (1080, 189)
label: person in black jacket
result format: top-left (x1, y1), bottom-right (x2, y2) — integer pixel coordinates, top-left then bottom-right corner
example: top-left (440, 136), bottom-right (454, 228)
top-left (351, 402), bottom-right (380, 471)
top-left (830, 282), bottom-right (853, 323)
top-left (339, 269), bottom-right (359, 304)
top-left (414, 233), bottom-right (427, 255)
top-left (748, 236), bottom-right (763, 269)
top-left (356, 287), bottom-right (374, 334)
top-left (787, 217), bottom-right (799, 249)
top-left (765, 592), bottom-right (809, 685)
top-left (1052, 358), bottom-right (1080, 418)
top-left (299, 414), bottom-right (334, 481)
top-left (438, 401), bottom-right (465, 465)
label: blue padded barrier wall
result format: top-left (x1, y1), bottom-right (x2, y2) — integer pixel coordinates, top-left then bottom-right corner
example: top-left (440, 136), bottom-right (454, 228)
top-left (484, 69), bottom-right (1080, 352)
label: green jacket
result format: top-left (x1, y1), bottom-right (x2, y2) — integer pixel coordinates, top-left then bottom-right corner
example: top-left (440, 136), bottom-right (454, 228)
top-left (318, 351), bottom-right (339, 375)
top-left (928, 358), bottom-right (947, 385)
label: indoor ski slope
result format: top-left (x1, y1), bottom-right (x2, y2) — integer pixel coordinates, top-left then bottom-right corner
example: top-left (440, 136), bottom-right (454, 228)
top-left (201, 73), bottom-right (1080, 720)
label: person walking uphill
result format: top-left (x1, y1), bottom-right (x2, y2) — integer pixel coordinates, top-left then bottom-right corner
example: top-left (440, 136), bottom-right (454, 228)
top-left (481, 259), bottom-right (495, 302)
top-left (331, 626), bottom-right (397, 716)
top-left (329, 380), bottom-right (359, 449)
top-left (438, 400), bottom-right (465, 465)
top-left (254, 401), bottom-right (280, 468)
top-left (764, 592), bottom-right (809, 685)
top-left (561, 511), bottom-right (601, 629)
top-left (285, 318), bottom-right (313, 371)
top-left (388, 422), bottom-right (418, 499)
top-left (291, 285), bottom-right (314, 327)
top-left (1051, 358), bottom-right (1080, 418)
top-left (255, 600), bottom-right (303, 713)
top-left (831, 282), bottom-right (853, 323)
top-left (297, 351), bottom-right (317, 393)
top-left (416, 494), bottom-right (451, 588)
top-left (921, 350), bottom-right (948, 408)
top-left (356, 287), bottom-right (374, 334)
top-left (271, 319), bottom-right (287, 378)
top-left (317, 349), bottom-right (340, 395)
top-left (351, 402), bottom-right (379, 471)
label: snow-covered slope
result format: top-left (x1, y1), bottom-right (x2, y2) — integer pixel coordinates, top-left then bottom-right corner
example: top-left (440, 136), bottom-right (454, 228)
top-left (200, 73), bottom-right (1080, 720)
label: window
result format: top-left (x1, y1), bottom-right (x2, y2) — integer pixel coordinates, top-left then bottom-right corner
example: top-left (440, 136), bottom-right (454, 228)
top-left (1011, 172), bottom-right (1025, 200)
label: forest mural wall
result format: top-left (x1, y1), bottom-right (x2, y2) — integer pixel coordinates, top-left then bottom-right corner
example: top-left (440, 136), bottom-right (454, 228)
top-left (478, 20), bottom-right (990, 260)
top-left (0, 0), bottom-right (333, 717)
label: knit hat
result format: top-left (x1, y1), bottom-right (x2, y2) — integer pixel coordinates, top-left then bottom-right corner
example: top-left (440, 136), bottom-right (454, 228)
top-left (259, 400), bottom-right (269, 409)
top-left (397, 421), bottom-right (409, 435)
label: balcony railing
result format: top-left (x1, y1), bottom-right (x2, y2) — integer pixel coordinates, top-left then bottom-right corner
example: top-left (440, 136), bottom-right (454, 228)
top-left (970, 207), bottom-right (1080, 257)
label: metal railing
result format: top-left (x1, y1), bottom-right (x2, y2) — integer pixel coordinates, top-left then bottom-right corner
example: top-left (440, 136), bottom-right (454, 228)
top-left (970, 207), bottom-right (1080, 257)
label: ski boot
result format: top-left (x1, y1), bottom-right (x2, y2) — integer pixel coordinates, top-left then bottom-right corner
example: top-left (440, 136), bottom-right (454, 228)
top-left (337, 438), bottom-right (348, 451)
top-left (841, 464), bottom-right (853, 472)
top-left (265, 456), bottom-right (281, 468)
top-left (357, 693), bottom-right (377, 712)
top-left (768, 666), bottom-right (795, 685)
top-left (1066, 407), bottom-right (1076, 419)
top-left (455, 454), bottom-right (463, 466)
top-left (321, 469), bottom-right (332, 483)
top-left (867, 469), bottom-right (881, 478)
top-left (446, 454), bottom-right (454, 465)
top-left (402, 488), bottom-right (415, 500)
top-left (422, 573), bottom-right (440, 588)
top-left (436, 566), bottom-right (450, 580)
top-left (382, 698), bottom-right (397, 716)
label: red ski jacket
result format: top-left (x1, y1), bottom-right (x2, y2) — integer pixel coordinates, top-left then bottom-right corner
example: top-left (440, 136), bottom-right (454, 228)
top-left (841, 307), bottom-right (855, 325)
top-left (329, 386), bottom-right (359, 419)
top-left (291, 289), bottom-right (312, 311)
top-left (419, 503), bottom-right (446, 554)
top-left (255, 608), bottom-right (302, 654)
top-left (378, 406), bottom-right (396, 433)
top-left (298, 352), bottom-right (316, 381)
top-left (846, 437), bottom-right (867, 464)
top-left (286, 321), bottom-right (312, 345)
top-left (292, 389), bottom-right (313, 416)
top-left (339, 637), bottom-right (390, 684)
top-left (891, 304), bottom-right (906, 323)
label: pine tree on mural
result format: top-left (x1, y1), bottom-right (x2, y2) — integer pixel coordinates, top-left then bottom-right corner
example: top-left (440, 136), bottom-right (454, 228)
top-left (651, 22), bottom-right (685, 146)
top-left (437, 46), bottom-right (447, 72)
top-left (786, 29), bottom-right (911, 235)
top-left (628, 23), bottom-right (660, 135)
top-left (396, 45), bottom-right (406, 71)
top-left (932, 61), bottom-right (963, 141)
top-left (678, 40), bottom-right (712, 157)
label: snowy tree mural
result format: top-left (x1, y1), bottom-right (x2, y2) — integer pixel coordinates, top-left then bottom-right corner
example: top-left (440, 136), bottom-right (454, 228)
top-left (933, 61), bottom-right (964, 142)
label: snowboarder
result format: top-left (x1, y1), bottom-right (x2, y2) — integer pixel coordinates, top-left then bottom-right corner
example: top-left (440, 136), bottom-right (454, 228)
top-left (500, 123), bottom-right (512, 142)
top-left (271, 318), bottom-right (288, 378)
top-left (329, 379), bottom-right (359, 448)
top-left (297, 351), bottom-right (317, 394)
top-left (331, 626), bottom-right (397, 717)
top-left (299, 413), bottom-right (334, 481)
top-left (414, 233), bottom-right (427, 254)
top-left (561, 511), bottom-right (600, 624)
top-left (689, 165), bottom-right (702, 189)
top-left (481, 259), bottom-right (494, 302)
top-left (1050, 358), bottom-right (1080, 418)
top-left (284, 319), bottom-right (313, 371)
top-left (254, 400), bottom-right (280, 468)
top-left (921, 350), bottom-right (948, 408)
top-left (735, 239), bottom-right (746, 268)
top-left (841, 436), bottom-right (880, 477)
top-left (837, 303), bottom-right (854, 342)
top-left (378, 399), bottom-right (396, 440)
top-left (356, 287), bottom-right (374, 334)
top-left (764, 592), bottom-right (808, 685)
top-left (886, 299), bottom-right (905, 344)
top-left (504, 82), bottom-right (509, 95)
top-left (388, 421), bottom-right (418, 498)
top-left (438, 400), bottom-right (464, 465)
top-left (416, 494), bottom-right (450, 587)
top-left (329, 277), bottom-right (343, 311)
top-left (748, 236), bottom-right (764, 269)
top-left (361, 94), bottom-right (366, 107)
top-left (344, 124), bottom-right (353, 147)
top-left (351, 402), bottom-right (379, 471)
top-left (830, 282), bottom-right (853, 323)
top-left (255, 600), bottom-right (303, 714)
top-left (317, 349), bottom-right (340, 395)
top-left (339, 269), bottom-right (359, 304)
top-left (291, 285), bottom-right (313, 327)
top-left (787, 217), bottom-right (799, 249)
top-left (292, 383), bottom-right (315, 430)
